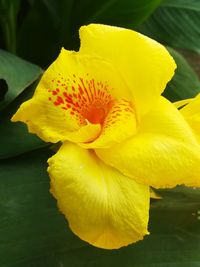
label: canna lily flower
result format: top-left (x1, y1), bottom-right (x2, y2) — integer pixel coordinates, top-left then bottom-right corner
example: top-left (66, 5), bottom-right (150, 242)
top-left (12, 24), bottom-right (200, 249)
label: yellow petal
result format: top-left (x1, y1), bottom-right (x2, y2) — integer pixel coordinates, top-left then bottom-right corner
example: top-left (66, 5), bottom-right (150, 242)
top-left (180, 93), bottom-right (200, 117)
top-left (81, 99), bottom-right (137, 148)
top-left (65, 122), bottom-right (101, 143)
top-left (12, 49), bottom-right (133, 143)
top-left (12, 99), bottom-right (101, 143)
top-left (96, 97), bottom-right (200, 188)
top-left (184, 116), bottom-right (200, 143)
top-left (174, 98), bottom-right (192, 109)
top-left (48, 142), bottom-right (150, 249)
top-left (139, 97), bottom-right (197, 145)
top-left (178, 93), bottom-right (200, 142)
top-left (80, 24), bottom-right (176, 116)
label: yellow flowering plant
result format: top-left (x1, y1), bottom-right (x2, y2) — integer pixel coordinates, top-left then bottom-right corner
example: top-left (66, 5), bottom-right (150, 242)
top-left (12, 24), bottom-right (200, 249)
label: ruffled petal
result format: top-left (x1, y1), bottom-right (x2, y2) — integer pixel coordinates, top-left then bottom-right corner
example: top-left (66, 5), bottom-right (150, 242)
top-left (12, 49), bottom-right (132, 143)
top-left (80, 24), bottom-right (176, 116)
top-left (96, 97), bottom-right (200, 188)
top-left (48, 142), bottom-right (150, 249)
top-left (12, 99), bottom-right (101, 143)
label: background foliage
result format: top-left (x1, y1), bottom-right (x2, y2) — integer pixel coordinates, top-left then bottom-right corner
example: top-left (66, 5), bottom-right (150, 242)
top-left (0, 0), bottom-right (200, 266)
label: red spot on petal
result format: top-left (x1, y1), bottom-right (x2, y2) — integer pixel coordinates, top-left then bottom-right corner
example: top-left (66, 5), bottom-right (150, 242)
top-left (57, 96), bottom-right (64, 104)
top-left (78, 85), bottom-right (83, 94)
top-left (52, 90), bottom-right (57, 95)
top-left (75, 102), bottom-right (80, 107)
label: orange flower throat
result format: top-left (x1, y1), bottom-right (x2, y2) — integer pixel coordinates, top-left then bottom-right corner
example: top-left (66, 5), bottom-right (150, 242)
top-left (47, 73), bottom-right (113, 125)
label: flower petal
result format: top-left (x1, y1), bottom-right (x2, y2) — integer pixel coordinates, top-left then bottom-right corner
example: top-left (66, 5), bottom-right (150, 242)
top-left (48, 142), bottom-right (150, 249)
top-left (174, 98), bottom-right (192, 109)
top-left (80, 24), bottom-right (176, 116)
top-left (139, 97), bottom-right (197, 145)
top-left (180, 93), bottom-right (200, 117)
top-left (179, 93), bottom-right (200, 142)
top-left (65, 122), bottom-right (101, 143)
top-left (81, 99), bottom-right (137, 148)
top-left (12, 49), bottom-right (132, 143)
top-left (12, 99), bottom-right (101, 143)
top-left (96, 97), bottom-right (200, 188)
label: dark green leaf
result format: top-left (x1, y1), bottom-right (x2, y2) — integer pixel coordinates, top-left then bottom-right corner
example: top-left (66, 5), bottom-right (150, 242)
top-left (162, 0), bottom-right (200, 11)
top-left (1, 148), bottom-right (200, 266)
top-left (163, 47), bottom-right (200, 101)
top-left (17, 0), bottom-right (161, 67)
top-left (0, 49), bottom-right (42, 110)
top-left (0, 82), bottom-right (47, 160)
top-left (70, 0), bottom-right (161, 29)
top-left (138, 0), bottom-right (200, 54)
top-left (17, 0), bottom-right (70, 68)
top-left (0, 0), bottom-right (21, 52)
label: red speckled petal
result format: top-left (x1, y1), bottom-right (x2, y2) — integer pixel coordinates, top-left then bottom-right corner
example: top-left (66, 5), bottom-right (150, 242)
top-left (12, 49), bottom-right (131, 143)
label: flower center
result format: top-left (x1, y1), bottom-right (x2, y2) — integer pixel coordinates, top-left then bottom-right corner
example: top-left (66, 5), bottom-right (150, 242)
top-left (85, 100), bottom-right (113, 124)
top-left (86, 105), bottom-right (105, 124)
top-left (47, 74), bottom-right (114, 125)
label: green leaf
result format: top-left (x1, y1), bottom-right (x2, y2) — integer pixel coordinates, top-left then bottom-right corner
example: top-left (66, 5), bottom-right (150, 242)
top-left (1, 147), bottom-right (200, 266)
top-left (17, 0), bottom-right (161, 67)
top-left (0, 0), bottom-right (21, 52)
top-left (70, 0), bottom-right (161, 29)
top-left (163, 47), bottom-right (200, 102)
top-left (138, 0), bottom-right (200, 54)
top-left (0, 49), bottom-right (42, 110)
top-left (17, 0), bottom-right (68, 68)
top-left (0, 82), bottom-right (47, 160)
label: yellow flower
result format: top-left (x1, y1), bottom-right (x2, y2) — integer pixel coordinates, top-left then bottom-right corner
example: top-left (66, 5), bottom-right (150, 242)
top-left (12, 24), bottom-right (200, 249)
